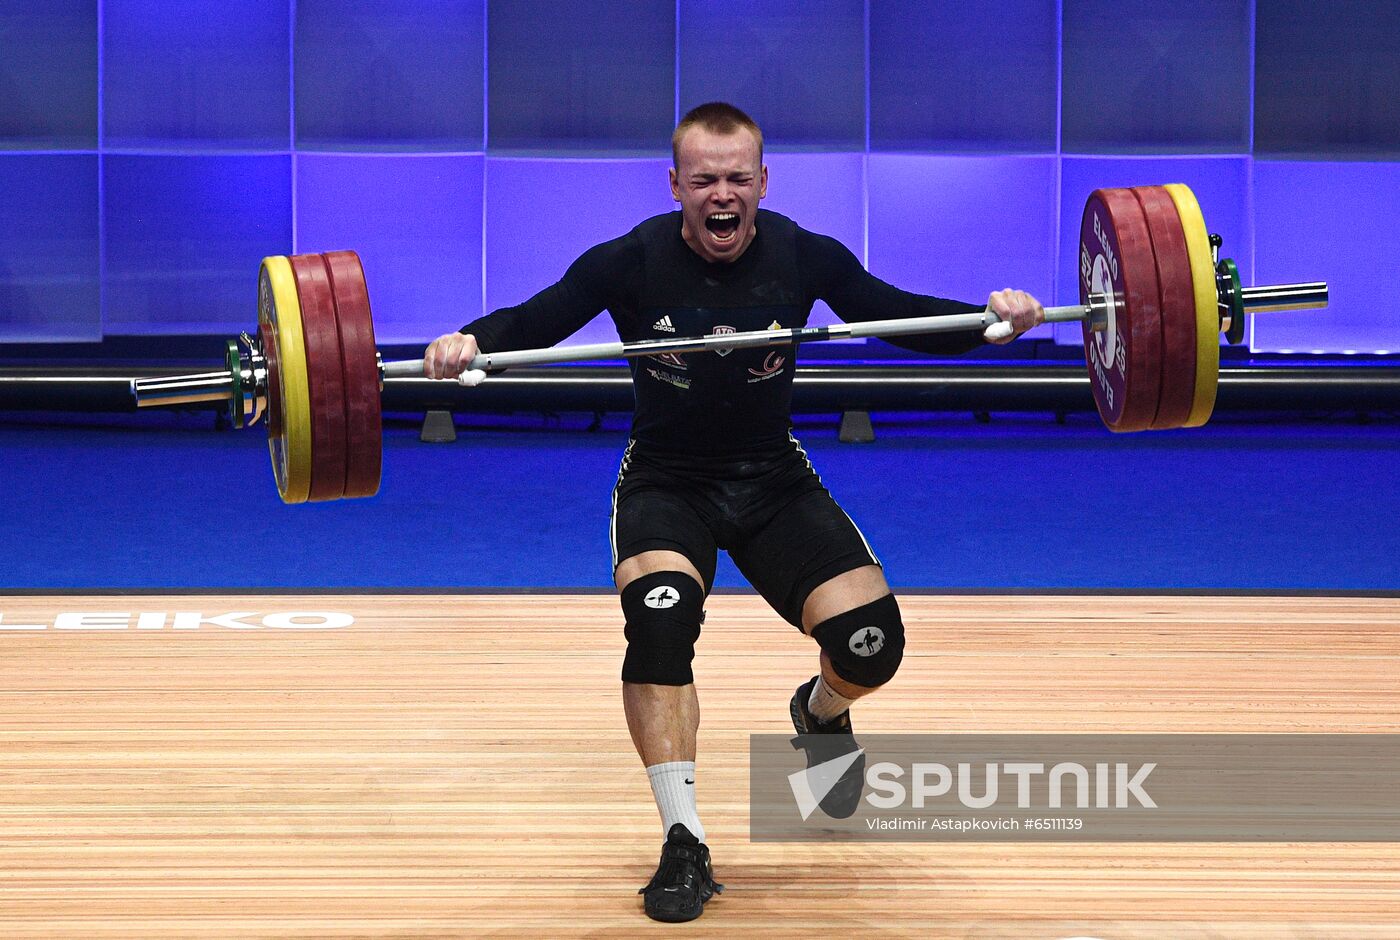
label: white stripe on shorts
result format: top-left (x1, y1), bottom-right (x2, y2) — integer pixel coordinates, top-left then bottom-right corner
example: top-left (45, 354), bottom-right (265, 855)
top-left (609, 439), bottom-right (637, 570)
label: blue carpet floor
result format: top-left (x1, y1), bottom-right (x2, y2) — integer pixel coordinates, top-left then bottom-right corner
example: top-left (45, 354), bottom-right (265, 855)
top-left (2, 411), bottom-right (1396, 591)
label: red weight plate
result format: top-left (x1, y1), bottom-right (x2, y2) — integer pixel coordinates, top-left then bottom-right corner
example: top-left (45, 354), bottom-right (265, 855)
top-left (322, 250), bottom-right (382, 499)
top-left (259, 320), bottom-right (282, 439)
top-left (1131, 185), bottom-right (1197, 430)
top-left (1079, 188), bottom-right (1162, 432)
top-left (290, 253), bottom-right (349, 501)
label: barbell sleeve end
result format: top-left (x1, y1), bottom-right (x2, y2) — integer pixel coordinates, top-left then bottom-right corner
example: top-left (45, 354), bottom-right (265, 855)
top-left (132, 370), bottom-right (237, 408)
top-left (1239, 281), bottom-right (1329, 314)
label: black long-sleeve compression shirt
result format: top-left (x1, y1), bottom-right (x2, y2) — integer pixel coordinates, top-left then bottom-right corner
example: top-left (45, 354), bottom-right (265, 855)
top-left (460, 209), bottom-right (986, 459)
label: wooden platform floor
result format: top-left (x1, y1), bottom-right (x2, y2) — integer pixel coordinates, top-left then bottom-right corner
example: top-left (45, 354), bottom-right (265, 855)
top-left (2, 592), bottom-right (1398, 938)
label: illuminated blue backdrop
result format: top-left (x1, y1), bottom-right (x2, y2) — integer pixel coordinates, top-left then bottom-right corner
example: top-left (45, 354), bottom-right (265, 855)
top-left (1, 0), bottom-right (1397, 352)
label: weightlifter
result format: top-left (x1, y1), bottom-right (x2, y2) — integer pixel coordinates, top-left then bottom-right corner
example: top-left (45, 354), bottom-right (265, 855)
top-left (423, 102), bottom-right (1045, 922)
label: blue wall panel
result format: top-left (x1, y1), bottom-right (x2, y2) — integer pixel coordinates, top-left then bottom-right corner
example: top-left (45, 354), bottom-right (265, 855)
top-left (295, 0), bottom-right (484, 152)
top-left (484, 158), bottom-right (672, 346)
top-left (761, 152), bottom-right (866, 328)
top-left (1256, 1), bottom-right (1400, 157)
top-left (487, 0), bottom-right (673, 153)
top-left (678, 0), bottom-right (864, 150)
top-left (1063, 0), bottom-right (1251, 153)
top-left (297, 154), bottom-right (484, 344)
top-left (0, 155), bottom-right (99, 341)
top-left (1252, 161), bottom-right (1399, 353)
top-left (870, 1), bottom-right (1057, 152)
top-left (868, 155), bottom-right (1057, 341)
top-left (103, 0), bottom-right (290, 149)
top-left (0, 2), bottom-right (98, 149)
top-left (103, 155), bottom-right (291, 334)
top-left (0, 1), bottom-right (1395, 353)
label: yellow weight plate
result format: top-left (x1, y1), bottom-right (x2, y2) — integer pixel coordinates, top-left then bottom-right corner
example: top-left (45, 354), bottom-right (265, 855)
top-left (1163, 183), bottom-right (1219, 427)
top-left (259, 255), bottom-right (313, 504)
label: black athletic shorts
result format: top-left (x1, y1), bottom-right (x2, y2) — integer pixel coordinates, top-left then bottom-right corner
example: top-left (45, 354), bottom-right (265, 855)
top-left (609, 436), bottom-right (882, 629)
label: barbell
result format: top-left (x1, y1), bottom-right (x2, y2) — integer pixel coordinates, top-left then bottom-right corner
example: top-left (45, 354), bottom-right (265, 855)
top-left (132, 183), bottom-right (1329, 504)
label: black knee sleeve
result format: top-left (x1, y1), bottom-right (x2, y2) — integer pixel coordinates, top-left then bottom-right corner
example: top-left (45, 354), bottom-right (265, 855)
top-left (620, 571), bottom-right (705, 686)
top-left (811, 594), bottom-right (905, 689)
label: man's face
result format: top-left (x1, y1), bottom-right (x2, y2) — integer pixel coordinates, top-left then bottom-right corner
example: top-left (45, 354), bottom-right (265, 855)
top-left (669, 125), bottom-right (768, 264)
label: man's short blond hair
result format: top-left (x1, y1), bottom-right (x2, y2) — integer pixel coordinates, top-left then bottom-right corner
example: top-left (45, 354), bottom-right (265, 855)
top-left (672, 102), bottom-right (764, 168)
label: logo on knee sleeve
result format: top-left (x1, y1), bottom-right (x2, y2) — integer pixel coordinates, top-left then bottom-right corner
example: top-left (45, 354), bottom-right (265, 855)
top-left (850, 627), bottom-right (885, 657)
top-left (644, 585), bottom-right (682, 609)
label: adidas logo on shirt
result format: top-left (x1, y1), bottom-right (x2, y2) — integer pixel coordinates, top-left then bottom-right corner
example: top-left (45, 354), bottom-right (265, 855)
top-left (652, 316), bottom-right (676, 333)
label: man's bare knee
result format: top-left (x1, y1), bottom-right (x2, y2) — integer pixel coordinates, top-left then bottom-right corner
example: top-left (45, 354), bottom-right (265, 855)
top-left (616, 550), bottom-right (705, 593)
top-left (801, 565), bottom-right (889, 634)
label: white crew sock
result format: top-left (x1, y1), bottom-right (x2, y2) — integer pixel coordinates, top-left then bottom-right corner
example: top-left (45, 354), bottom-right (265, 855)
top-left (646, 761), bottom-right (704, 843)
top-left (808, 674), bottom-right (858, 723)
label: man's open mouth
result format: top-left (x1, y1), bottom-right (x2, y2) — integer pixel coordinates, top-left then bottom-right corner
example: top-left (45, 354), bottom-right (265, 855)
top-left (704, 212), bottom-right (741, 240)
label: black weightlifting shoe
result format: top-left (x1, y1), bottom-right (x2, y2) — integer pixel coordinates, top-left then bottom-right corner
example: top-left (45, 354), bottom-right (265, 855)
top-left (789, 675), bottom-right (866, 819)
top-left (638, 823), bottom-right (724, 922)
